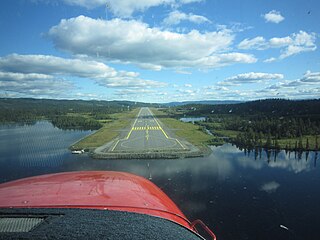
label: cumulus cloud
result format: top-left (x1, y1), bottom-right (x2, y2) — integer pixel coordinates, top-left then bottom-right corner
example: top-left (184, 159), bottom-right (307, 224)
top-left (0, 54), bottom-right (167, 97)
top-left (262, 71), bottom-right (320, 100)
top-left (163, 10), bottom-right (210, 25)
top-left (47, 16), bottom-right (256, 70)
top-left (269, 36), bottom-right (292, 47)
top-left (206, 71), bottom-right (320, 101)
top-left (301, 71), bottom-right (320, 83)
top-left (0, 71), bottom-right (73, 97)
top-left (238, 31), bottom-right (316, 60)
top-left (0, 54), bottom-right (116, 78)
top-left (263, 10), bottom-right (285, 24)
top-left (222, 72), bottom-right (284, 85)
top-left (268, 71), bottom-right (320, 90)
top-left (279, 31), bottom-right (317, 59)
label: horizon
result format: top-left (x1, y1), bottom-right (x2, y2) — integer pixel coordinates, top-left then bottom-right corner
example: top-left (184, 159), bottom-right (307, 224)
top-left (0, 0), bottom-right (319, 102)
top-left (1, 96), bottom-right (319, 105)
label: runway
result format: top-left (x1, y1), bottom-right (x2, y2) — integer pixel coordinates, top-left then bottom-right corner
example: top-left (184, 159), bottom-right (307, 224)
top-left (110, 107), bottom-right (185, 152)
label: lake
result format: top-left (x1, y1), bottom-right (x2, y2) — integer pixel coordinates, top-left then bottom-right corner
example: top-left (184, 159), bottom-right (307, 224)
top-left (180, 117), bottom-right (206, 123)
top-left (0, 121), bottom-right (319, 240)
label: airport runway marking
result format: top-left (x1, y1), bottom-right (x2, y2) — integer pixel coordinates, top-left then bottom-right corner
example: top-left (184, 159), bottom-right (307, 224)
top-left (147, 109), bottom-right (186, 150)
top-left (145, 128), bottom-right (149, 141)
top-left (133, 126), bottom-right (161, 130)
top-left (111, 108), bottom-right (142, 152)
top-left (111, 107), bottom-right (186, 151)
top-left (110, 140), bottom-right (120, 152)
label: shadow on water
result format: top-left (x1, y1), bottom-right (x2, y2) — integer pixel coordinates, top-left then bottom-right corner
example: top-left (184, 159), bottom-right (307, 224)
top-left (0, 121), bottom-right (320, 240)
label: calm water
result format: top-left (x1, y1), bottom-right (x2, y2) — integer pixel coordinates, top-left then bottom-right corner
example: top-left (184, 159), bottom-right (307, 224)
top-left (180, 117), bottom-right (206, 123)
top-left (0, 121), bottom-right (319, 240)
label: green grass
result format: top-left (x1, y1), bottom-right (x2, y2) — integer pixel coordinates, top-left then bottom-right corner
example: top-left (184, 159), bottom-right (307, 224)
top-left (151, 108), bottom-right (216, 150)
top-left (214, 129), bottom-right (240, 138)
top-left (70, 108), bottom-right (139, 150)
top-left (277, 135), bottom-right (318, 150)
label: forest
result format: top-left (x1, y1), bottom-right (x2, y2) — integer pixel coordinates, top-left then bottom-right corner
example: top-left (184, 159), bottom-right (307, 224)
top-left (0, 98), bottom-right (156, 130)
top-left (167, 99), bottom-right (320, 151)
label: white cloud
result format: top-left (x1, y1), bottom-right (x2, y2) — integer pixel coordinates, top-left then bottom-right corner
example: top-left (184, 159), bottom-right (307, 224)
top-left (60, 0), bottom-right (204, 17)
top-left (279, 31), bottom-right (317, 59)
top-left (184, 83), bottom-right (192, 87)
top-left (269, 36), bottom-right (292, 47)
top-left (223, 72), bottom-right (284, 85)
top-left (48, 16), bottom-right (256, 69)
top-left (97, 77), bottom-right (167, 89)
top-left (0, 53), bottom-right (116, 78)
top-left (301, 71), bottom-right (320, 83)
top-left (238, 31), bottom-right (316, 60)
top-left (238, 36), bottom-right (267, 50)
top-left (62, 0), bottom-right (108, 9)
top-left (206, 71), bottom-right (320, 101)
top-left (265, 71), bottom-right (320, 100)
top-left (106, 0), bottom-right (174, 17)
top-left (0, 72), bottom-right (54, 81)
top-left (179, 0), bottom-right (203, 3)
top-left (163, 10), bottom-right (210, 26)
top-left (260, 181), bottom-right (280, 193)
top-left (0, 54), bottom-right (167, 97)
top-left (263, 10), bottom-right (285, 24)
top-left (0, 71), bottom-right (73, 97)
top-left (264, 57), bottom-right (277, 63)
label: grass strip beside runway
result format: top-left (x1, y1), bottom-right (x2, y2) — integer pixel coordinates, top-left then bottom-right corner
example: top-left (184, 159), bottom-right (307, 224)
top-left (70, 108), bottom-right (139, 150)
top-left (150, 108), bottom-right (215, 150)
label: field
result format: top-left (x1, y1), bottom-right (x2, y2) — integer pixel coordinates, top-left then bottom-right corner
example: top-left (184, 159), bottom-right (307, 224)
top-left (151, 108), bottom-right (216, 151)
top-left (70, 108), bottom-right (139, 150)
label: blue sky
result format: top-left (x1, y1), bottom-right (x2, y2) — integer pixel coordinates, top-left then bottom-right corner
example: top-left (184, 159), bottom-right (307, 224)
top-left (0, 0), bottom-right (319, 102)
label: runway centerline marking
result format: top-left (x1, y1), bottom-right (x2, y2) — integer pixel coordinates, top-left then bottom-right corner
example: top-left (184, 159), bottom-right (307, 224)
top-left (146, 108), bottom-right (186, 150)
top-left (111, 108), bottom-right (142, 152)
top-left (111, 107), bottom-right (186, 152)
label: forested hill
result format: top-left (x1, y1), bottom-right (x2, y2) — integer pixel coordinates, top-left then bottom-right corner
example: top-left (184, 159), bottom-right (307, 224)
top-left (179, 99), bottom-right (320, 116)
top-left (0, 98), bottom-right (157, 123)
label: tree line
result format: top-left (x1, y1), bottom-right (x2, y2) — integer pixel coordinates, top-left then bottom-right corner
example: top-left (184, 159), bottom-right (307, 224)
top-left (0, 98), bottom-right (159, 129)
top-left (51, 115), bottom-right (102, 130)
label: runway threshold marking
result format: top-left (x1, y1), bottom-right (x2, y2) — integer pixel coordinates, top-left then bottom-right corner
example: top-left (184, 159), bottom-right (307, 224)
top-left (111, 108), bottom-right (186, 151)
top-left (133, 126), bottom-right (161, 130)
top-left (148, 109), bottom-right (186, 150)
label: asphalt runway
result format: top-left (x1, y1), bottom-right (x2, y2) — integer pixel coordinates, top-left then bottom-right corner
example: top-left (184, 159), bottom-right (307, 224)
top-left (111, 108), bottom-right (185, 152)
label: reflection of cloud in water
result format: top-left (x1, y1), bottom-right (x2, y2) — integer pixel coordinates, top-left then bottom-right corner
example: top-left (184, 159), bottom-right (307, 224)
top-left (224, 145), bottom-right (315, 173)
top-left (73, 144), bottom-right (316, 184)
top-left (267, 151), bottom-right (312, 173)
top-left (260, 181), bottom-right (280, 193)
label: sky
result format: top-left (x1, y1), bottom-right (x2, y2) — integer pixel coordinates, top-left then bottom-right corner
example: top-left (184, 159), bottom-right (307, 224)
top-left (0, 0), bottom-right (319, 103)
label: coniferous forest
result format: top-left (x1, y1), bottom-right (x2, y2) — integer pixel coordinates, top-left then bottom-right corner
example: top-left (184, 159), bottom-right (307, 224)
top-left (0, 98), bottom-right (155, 130)
top-left (166, 99), bottom-right (320, 151)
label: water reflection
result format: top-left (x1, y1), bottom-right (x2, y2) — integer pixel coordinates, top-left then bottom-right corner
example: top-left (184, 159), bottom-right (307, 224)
top-left (180, 117), bottom-right (206, 123)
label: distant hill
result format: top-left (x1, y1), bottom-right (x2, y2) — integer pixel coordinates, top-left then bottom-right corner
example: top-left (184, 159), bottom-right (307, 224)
top-left (177, 99), bottom-right (320, 116)
top-left (0, 98), bottom-right (159, 123)
top-left (164, 100), bottom-right (242, 107)
top-left (0, 98), bottom-right (157, 109)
